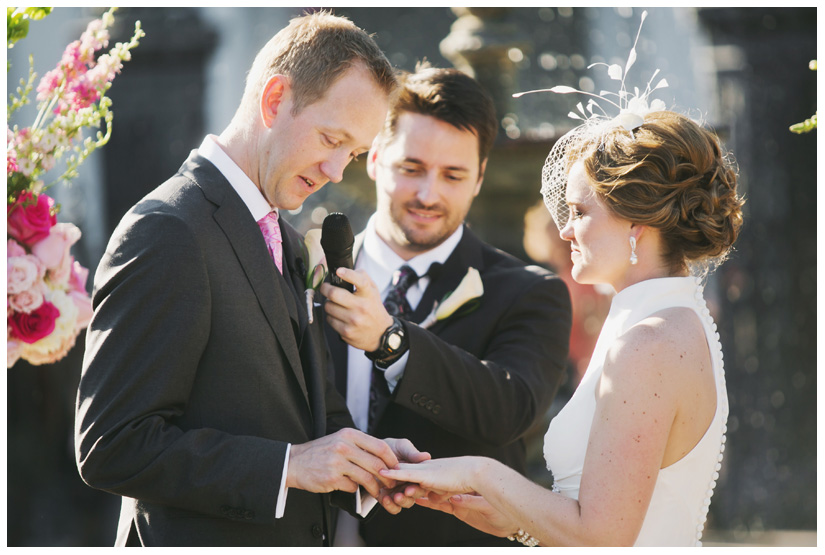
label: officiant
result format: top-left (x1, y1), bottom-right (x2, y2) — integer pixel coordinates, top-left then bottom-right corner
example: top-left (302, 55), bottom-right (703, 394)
top-left (321, 62), bottom-right (572, 546)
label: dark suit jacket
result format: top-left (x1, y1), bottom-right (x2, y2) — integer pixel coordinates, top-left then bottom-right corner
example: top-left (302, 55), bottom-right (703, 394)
top-left (325, 225), bottom-right (572, 546)
top-left (75, 152), bottom-right (356, 546)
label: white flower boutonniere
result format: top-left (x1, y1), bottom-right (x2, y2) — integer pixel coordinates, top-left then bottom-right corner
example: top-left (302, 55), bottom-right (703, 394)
top-left (301, 229), bottom-right (327, 324)
top-left (420, 267), bottom-right (483, 329)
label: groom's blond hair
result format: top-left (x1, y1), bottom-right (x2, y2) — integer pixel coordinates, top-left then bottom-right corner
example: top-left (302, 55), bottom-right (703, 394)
top-left (241, 11), bottom-right (396, 115)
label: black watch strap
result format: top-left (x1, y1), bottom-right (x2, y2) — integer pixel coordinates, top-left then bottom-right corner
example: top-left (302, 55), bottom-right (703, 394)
top-left (365, 316), bottom-right (409, 368)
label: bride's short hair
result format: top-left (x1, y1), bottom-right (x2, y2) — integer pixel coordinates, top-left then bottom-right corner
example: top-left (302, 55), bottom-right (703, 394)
top-left (570, 111), bottom-right (744, 276)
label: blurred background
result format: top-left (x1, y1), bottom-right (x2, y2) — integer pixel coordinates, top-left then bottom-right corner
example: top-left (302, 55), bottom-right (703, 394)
top-left (6, 6), bottom-right (817, 546)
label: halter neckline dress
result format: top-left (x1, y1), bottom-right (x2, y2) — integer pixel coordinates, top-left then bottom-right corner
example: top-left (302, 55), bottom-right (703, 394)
top-left (544, 276), bottom-right (728, 546)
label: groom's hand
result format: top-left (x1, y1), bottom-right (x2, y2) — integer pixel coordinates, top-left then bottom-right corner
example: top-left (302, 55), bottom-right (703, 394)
top-left (287, 428), bottom-right (399, 498)
top-left (377, 437), bottom-right (431, 514)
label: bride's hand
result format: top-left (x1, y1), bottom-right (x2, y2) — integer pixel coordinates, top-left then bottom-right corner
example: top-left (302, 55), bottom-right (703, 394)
top-left (416, 493), bottom-right (517, 538)
top-left (379, 456), bottom-right (482, 495)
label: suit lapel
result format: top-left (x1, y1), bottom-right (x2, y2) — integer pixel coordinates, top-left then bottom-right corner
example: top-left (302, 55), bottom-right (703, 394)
top-left (412, 226), bottom-right (485, 329)
top-left (187, 154), bottom-right (310, 402)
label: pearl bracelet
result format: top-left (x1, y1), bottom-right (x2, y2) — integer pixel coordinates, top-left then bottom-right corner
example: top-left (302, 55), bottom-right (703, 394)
top-left (508, 528), bottom-right (540, 547)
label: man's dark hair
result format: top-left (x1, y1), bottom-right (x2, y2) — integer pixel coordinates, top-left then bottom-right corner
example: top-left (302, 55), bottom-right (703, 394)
top-left (377, 61), bottom-right (498, 168)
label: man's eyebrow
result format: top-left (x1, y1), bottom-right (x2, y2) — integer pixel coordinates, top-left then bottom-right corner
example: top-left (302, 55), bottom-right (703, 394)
top-left (400, 157), bottom-right (470, 173)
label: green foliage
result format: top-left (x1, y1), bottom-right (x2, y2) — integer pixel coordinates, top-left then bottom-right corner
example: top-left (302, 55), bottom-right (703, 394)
top-left (790, 60), bottom-right (816, 134)
top-left (7, 7), bottom-right (52, 50)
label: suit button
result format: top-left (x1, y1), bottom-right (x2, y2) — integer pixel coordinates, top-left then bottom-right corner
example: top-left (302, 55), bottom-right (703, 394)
top-left (433, 404), bottom-right (441, 415)
top-left (411, 393), bottom-right (421, 403)
top-left (425, 400), bottom-right (434, 410)
top-left (220, 505), bottom-right (231, 516)
top-left (244, 510), bottom-right (255, 520)
top-left (311, 524), bottom-right (324, 538)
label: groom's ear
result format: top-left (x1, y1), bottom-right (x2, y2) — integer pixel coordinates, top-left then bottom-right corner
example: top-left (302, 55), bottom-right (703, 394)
top-left (366, 140), bottom-right (380, 180)
top-left (260, 74), bottom-right (289, 128)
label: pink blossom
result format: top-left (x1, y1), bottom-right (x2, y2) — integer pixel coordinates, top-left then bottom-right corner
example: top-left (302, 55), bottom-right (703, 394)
top-left (7, 239), bottom-right (26, 258)
top-left (9, 286), bottom-right (46, 314)
top-left (69, 259), bottom-right (90, 293)
top-left (36, 68), bottom-right (64, 102)
top-left (7, 339), bottom-right (23, 368)
top-left (65, 78), bottom-right (101, 110)
top-left (69, 289), bottom-right (93, 331)
top-left (60, 40), bottom-right (87, 76)
top-left (8, 300), bottom-right (60, 344)
top-left (79, 19), bottom-right (109, 60)
top-left (7, 192), bottom-right (57, 245)
top-left (7, 255), bottom-right (45, 295)
top-left (7, 152), bottom-right (18, 174)
top-left (30, 222), bottom-right (81, 270)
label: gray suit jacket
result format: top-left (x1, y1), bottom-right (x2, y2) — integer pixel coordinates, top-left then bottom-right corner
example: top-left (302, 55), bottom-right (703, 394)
top-left (75, 152), bottom-right (354, 546)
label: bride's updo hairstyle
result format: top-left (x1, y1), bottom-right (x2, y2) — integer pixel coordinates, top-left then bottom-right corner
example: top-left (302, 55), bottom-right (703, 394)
top-left (570, 111), bottom-right (744, 276)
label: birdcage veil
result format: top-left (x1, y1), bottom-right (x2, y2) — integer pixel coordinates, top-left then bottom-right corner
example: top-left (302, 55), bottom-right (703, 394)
top-left (514, 10), bottom-right (669, 230)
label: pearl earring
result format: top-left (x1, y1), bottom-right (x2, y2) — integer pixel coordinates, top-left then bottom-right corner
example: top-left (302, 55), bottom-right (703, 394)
top-left (629, 236), bottom-right (638, 265)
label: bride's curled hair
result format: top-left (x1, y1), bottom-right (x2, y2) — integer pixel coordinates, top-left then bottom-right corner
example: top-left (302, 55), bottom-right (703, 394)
top-left (575, 111), bottom-right (744, 276)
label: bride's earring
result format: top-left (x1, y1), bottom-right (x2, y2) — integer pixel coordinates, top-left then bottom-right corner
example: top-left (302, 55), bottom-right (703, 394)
top-left (629, 236), bottom-right (638, 265)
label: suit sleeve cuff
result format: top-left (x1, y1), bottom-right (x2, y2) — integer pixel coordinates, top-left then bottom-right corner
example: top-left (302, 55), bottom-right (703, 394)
top-left (382, 351), bottom-right (409, 393)
top-left (275, 443), bottom-right (291, 519)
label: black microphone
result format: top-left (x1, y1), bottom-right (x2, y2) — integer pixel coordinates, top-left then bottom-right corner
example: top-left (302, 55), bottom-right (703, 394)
top-left (321, 212), bottom-right (355, 292)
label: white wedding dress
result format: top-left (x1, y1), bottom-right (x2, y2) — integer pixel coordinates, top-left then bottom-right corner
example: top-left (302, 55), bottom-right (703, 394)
top-left (544, 277), bottom-right (728, 546)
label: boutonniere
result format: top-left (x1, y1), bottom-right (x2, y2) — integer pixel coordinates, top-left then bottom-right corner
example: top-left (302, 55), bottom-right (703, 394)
top-left (300, 229), bottom-right (327, 324)
top-left (420, 267), bottom-right (483, 329)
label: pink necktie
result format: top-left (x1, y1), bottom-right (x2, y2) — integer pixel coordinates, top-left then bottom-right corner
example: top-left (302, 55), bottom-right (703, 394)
top-left (257, 211), bottom-right (283, 274)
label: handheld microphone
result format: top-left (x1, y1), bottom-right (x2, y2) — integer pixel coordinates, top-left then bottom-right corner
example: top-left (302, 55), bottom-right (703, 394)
top-left (320, 212), bottom-right (355, 292)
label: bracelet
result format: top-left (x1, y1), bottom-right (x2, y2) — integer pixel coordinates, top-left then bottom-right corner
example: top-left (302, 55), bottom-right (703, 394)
top-left (507, 528), bottom-right (540, 547)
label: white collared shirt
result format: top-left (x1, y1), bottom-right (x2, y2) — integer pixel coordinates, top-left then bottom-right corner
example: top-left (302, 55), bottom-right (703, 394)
top-left (198, 135), bottom-right (274, 222)
top-left (346, 215), bottom-right (463, 432)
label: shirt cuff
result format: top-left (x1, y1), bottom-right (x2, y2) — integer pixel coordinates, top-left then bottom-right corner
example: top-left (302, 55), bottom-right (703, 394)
top-left (357, 487), bottom-right (379, 517)
top-left (275, 444), bottom-right (291, 519)
top-left (382, 351), bottom-right (409, 393)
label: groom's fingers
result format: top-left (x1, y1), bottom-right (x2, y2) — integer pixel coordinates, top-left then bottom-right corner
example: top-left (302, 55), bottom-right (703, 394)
top-left (343, 430), bottom-right (402, 490)
top-left (384, 437), bottom-right (431, 464)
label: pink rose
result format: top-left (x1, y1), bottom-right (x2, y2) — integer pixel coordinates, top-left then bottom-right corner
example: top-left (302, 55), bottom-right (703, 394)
top-left (7, 192), bottom-right (57, 246)
top-left (7, 255), bottom-right (45, 295)
top-left (7, 339), bottom-right (23, 368)
top-left (9, 286), bottom-right (45, 314)
top-left (69, 289), bottom-right (93, 331)
top-left (69, 259), bottom-right (90, 293)
top-left (8, 301), bottom-right (60, 344)
top-left (7, 239), bottom-right (26, 258)
top-left (31, 222), bottom-right (81, 270)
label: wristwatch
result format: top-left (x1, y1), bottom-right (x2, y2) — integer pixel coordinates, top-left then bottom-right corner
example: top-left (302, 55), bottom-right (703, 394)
top-left (365, 316), bottom-right (409, 369)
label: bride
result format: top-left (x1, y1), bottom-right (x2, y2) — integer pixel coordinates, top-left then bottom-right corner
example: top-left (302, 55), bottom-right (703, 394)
top-left (381, 105), bottom-right (744, 546)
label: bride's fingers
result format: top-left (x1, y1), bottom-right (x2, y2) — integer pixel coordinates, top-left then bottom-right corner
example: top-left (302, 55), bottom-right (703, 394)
top-left (414, 496), bottom-right (455, 514)
top-left (448, 493), bottom-right (487, 509)
top-left (378, 465), bottom-right (419, 483)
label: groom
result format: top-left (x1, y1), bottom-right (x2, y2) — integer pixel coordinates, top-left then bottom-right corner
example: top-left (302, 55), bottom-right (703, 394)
top-left (322, 63), bottom-right (572, 545)
top-left (74, 12), bottom-right (426, 546)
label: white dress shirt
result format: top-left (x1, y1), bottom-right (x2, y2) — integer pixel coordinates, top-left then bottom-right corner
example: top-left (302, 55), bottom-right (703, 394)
top-left (346, 215), bottom-right (463, 432)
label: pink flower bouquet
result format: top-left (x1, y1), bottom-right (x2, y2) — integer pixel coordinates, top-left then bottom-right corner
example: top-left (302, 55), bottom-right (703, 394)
top-left (7, 8), bottom-right (142, 367)
top-left (7, 193), bottom-right (94, 366)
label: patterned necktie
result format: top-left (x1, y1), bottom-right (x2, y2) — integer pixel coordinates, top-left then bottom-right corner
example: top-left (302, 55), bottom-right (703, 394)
top-left (257, 211), bottom-right (283, 274)
top-left (369, 265), bottom-right (419, 431)
top-left (383, 265), bottom-right (419, 318)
